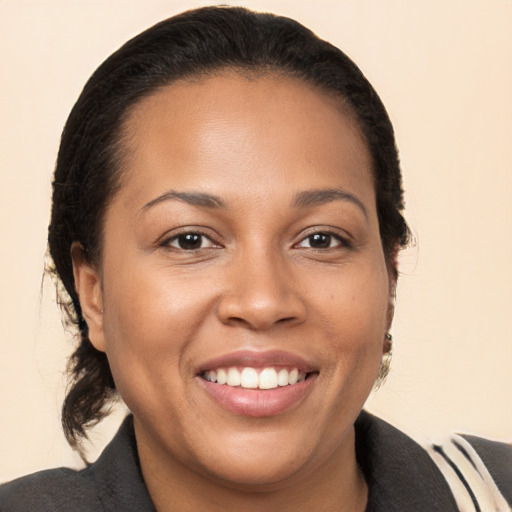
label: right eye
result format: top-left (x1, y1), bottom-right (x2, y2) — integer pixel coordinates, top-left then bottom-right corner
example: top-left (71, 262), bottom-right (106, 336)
top-left (296, 232), bottom-right (344, 249)
top-left (164, 232), bottom-right (217, 251)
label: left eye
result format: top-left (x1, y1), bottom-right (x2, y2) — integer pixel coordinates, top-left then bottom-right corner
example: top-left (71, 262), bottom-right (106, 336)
top-left (166, 233), bottom-right (216, 251)
top-left (296, 232), bottom-right (344, 249)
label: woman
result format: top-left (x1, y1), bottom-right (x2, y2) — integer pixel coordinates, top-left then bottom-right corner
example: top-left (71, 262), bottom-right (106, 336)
top-left (1, 6), bottom-right (510, 512)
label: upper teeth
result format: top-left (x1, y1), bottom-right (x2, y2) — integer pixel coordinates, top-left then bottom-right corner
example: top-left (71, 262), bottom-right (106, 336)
top-left (203, 367), bottom-right (306, 389)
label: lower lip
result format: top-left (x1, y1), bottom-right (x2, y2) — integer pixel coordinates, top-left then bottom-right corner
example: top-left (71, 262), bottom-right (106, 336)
top-left (198, 375), bottom-right (317, 417)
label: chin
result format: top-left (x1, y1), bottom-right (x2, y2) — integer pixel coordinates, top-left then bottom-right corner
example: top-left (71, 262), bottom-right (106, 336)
top-left (200, 452), bottom-right (310, 490)
top-left (188, 424), bottom-right (325, 490)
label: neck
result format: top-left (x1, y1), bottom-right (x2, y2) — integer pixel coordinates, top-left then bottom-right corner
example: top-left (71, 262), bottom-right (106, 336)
top-left (135, 421), bottom-right (368, 512)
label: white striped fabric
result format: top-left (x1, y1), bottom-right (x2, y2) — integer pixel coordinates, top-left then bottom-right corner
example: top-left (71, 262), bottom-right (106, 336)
top-left (427, 435), bottom-right (510, 512)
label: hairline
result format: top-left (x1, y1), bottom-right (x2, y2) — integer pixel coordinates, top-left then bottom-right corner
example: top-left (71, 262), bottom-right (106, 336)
top-left (89, 65), bottom-right (379, 268)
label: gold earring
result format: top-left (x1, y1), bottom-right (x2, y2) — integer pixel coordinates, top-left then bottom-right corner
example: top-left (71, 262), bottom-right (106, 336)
top-left (384, 332), bottom-right (393, 354)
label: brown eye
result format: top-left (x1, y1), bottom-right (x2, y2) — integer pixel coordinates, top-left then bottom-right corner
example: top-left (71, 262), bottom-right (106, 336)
top-left (296, 232), bottom-right (347, 249)
top-left (167, 233), bottom-right (215, 251)
top-left (308, 233), bottom-right (332, 249)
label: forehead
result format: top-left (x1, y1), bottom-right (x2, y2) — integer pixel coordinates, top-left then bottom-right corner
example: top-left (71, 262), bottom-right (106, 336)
top-left (117, 71), bottom-right (375, 208)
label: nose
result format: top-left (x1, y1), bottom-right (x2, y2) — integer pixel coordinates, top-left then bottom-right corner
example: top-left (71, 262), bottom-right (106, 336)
top-left (217, 249), bottom-right (307, 331)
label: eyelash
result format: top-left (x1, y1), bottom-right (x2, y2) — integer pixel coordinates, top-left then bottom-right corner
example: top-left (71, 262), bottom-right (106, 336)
top-left (294, 230), bottom-right (351, 250)
top-left (162, 231), bottom-right (218, 251)
top-left (161, 229), bottom-right (351, 253)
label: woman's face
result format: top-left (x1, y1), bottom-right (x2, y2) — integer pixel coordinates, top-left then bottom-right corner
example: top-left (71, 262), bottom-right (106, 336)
top-left (78, 72), bottom-right (394, 488)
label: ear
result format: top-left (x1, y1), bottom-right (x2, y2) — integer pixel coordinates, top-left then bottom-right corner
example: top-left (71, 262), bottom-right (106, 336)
top-left (71, 242), bottom-right (106, 352)
top-left (385, 242), bottom-right (400, 339)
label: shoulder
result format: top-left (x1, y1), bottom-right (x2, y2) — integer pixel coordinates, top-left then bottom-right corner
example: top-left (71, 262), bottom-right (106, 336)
top-left (355, 411), bottom-right (460, 511)
top-left (464, 434), bottom-right (512, 473)
top-left (427, 431), bottom-right (512, 511)
top-left (355, 411), bottom-right (512, 512)
top-left (462, 434), bottom-right (512, 504)
top-left (0, 465), bottom-right (100, 512)
top-left (0, 415), bottom-right (155, 512)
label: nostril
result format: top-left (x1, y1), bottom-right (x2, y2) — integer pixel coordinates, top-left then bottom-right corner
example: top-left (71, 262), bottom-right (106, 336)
top-left (276, 316), bottom-right (297, 324)
top-left (228, 316), bottom-right (248, 325)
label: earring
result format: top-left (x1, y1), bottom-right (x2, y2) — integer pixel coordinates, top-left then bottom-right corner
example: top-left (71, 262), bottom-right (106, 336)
top-left (384, 332), bottom-right (393, 353)
top-left (375, 332), bottom-right (393, 387)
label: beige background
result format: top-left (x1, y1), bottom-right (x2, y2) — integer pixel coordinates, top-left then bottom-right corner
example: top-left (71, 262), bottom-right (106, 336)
top-left (1, 0), bottom-right (511, 483)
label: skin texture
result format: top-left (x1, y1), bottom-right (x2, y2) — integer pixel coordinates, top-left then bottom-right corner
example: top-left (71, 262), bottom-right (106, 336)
top-left (73, 72), bottom-right (395, 512)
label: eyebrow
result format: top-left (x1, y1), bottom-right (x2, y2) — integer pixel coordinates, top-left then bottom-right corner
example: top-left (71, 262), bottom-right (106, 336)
top-left (142, 190), bottom-right (226, 211)
top-left (293, 188), bottom-right (368, 219)
top-left (141, 187), bottom-right (367, 218)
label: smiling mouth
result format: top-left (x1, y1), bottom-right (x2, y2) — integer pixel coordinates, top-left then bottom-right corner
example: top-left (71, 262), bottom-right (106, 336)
top-left (201, 367), bottom-right (310, 390)
top-left (198, 354), bottom-right (318, 416)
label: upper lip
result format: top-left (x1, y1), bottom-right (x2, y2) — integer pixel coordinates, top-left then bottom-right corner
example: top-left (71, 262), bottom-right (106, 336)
top-left (196, 349), bottom-right (318, 374)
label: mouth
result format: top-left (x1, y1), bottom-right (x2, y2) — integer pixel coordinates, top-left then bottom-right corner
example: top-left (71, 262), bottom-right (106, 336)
top-left (201, 366), bottom-right (309, 389)
top-left (196, 351), bottom-right (318, 417)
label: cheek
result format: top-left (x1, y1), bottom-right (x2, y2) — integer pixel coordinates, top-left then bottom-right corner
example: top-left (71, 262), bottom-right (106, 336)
top-left (99, 257), bottom-right (217, 406)
top-left (306, 257), bottom-right (390, 335)
top-left (104, 254), bottom-right (213, 331)
top-left (307, 258), bottom-right (390, 382)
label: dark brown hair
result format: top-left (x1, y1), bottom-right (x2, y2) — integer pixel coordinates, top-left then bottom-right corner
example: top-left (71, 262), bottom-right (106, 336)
top-left (47, 5), bottom-right (410, 450)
